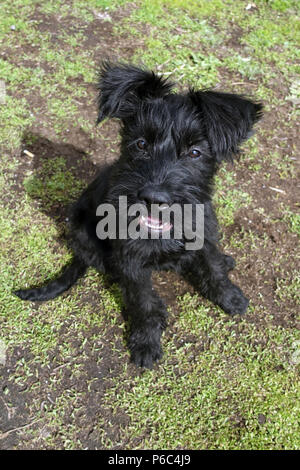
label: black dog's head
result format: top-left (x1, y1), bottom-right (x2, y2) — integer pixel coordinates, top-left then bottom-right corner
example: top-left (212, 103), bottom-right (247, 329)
top-left (97, 62), bottom-right (262, 245)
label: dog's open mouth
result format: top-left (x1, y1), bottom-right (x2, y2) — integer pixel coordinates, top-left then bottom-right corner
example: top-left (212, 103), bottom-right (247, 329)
top-left (139, 215), bottom-right (172, 233)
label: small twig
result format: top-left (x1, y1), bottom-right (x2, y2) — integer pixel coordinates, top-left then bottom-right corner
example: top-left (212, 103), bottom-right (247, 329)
top-left (51, 362), bottom-right (71, 374)
top-left (23, 149), bottom-right (34, 158)
top-left (0, 418), bottom-right (41, 440)
top-left (156, 59), bottom-right (171, 70)
top-left (269, 186), bottom-right (286, 194)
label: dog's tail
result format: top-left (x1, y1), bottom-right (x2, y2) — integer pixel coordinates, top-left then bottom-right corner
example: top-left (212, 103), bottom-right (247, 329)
top-left (14, 257), bottom-right (87, 302)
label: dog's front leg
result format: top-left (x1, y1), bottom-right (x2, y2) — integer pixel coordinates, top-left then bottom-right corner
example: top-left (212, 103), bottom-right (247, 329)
top-left (121, 271), bottom-right (167, 368)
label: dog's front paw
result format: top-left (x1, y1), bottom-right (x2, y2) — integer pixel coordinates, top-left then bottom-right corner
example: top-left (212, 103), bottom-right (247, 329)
top-left (218, 283), bottom-right (249, 316)
top-left (129, 334), bottom-right (162, 369)
top-left (130, 344), bottom-right (162, 369)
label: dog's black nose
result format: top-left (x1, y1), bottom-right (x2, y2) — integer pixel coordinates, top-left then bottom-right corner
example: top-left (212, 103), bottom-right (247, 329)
top-left (138, 186), bottom-right (171, 206)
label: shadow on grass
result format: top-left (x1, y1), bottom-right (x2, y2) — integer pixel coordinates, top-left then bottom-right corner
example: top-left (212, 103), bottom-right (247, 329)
top-left (19, 130), bottom-right (125, 325)
top-left (21, 130), bottom-right (99, 223)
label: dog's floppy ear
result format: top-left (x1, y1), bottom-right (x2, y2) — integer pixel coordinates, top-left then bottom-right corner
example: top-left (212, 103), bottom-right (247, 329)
top-left (189, 90), bottom-right (263, 162)
top-left (97, 61), bottom-right (174, 123)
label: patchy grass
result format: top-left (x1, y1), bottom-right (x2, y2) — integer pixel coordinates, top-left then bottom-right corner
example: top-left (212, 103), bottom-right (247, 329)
top-left (283, 209), bottom-right (300, 236)
top-left (0, 0), bottom-right (299, 450)
top-left (104, 293), bottom-right (299, 449)
top-left (23, 157), bottom-right (86, 206)
top-left (215, 186), bottom-right (253, 227)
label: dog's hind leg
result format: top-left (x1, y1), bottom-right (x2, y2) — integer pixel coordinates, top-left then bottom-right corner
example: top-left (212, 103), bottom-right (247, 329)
top-left (14, 256), bottom-right (86, 301)
top-left (181, 243), bottom-right (248, 315)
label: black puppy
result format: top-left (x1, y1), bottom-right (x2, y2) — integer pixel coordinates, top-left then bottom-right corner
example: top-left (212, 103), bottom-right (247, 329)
top-left (15, 62), bottom-right (262, 368)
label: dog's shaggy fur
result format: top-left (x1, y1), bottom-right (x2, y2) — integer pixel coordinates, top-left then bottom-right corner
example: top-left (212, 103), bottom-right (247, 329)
top-left (15, 62), bottom-right (263, 368)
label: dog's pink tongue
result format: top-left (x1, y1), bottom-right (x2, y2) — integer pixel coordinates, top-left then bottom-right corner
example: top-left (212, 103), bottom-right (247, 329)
top-left (147, 216), bottom-right (160, 226)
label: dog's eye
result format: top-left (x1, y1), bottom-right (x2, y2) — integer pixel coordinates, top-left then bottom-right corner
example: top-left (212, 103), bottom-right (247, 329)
top-left (188, 148), bottom-right (201, 159)
top-left (137, 139), bottom-right (147, 150)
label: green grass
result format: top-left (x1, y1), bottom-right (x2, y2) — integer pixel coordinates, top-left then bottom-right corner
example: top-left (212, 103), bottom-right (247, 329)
top-left (283, 209), bottom-right (300, 236)
top-left (214, 185), bottom-right (253, 227)
top-left (103, 294), bottom-right (300, 449)
top-left (0, 0), bottom-right (299, 450)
